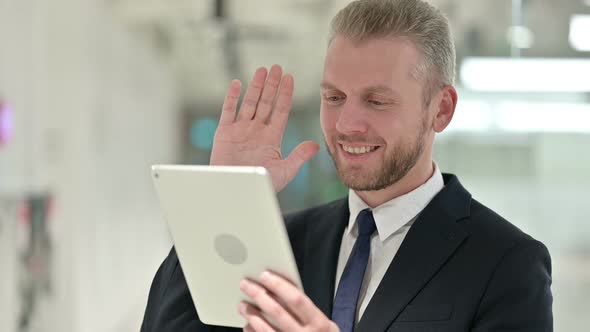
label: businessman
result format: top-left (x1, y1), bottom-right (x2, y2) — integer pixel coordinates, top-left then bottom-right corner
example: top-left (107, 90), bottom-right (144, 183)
top-left (141, 0), bottom-right (553, 331)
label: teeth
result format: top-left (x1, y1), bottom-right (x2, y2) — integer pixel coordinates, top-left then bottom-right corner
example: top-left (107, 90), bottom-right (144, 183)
top-left (343, 145), bottom-right (376, 154)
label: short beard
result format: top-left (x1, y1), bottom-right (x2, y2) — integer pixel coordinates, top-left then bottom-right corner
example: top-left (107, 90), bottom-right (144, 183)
top-left (326, 116), bottom-right (428, 191)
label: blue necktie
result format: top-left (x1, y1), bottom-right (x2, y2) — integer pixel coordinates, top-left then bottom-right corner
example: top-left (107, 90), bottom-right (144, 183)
top-left (332, 208), bottom-right (377, 332)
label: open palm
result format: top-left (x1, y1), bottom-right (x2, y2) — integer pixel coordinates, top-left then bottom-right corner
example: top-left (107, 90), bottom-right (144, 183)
top-left (210, 65), bottom-right (320, 192)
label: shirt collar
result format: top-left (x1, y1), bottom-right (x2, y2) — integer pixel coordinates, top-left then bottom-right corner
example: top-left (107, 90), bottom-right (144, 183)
top-left (347, 162), bottom-right (445, 242)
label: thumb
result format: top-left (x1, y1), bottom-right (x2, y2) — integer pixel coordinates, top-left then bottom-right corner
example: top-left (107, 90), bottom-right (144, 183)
top-left (283, 140), bottom-right (320, 181)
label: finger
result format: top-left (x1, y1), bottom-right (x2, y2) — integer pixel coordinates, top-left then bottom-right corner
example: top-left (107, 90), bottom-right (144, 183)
top-left (254, 64), bottom-right (282, 123)
top-left (282, 141), bottom-right (320, 185)
top-left (243, 324), bottom-right (255, 332)
top-left (220, 79), bottom-right (242, 125)
top-left (239, 301), bottom-right (278, 332)
top-left (240, 280), bottom-right (300, 331)
top-left (237, 67), bottom-right (268, 122)
top-left (250, 316), bottom-right (278, 332)
top-left (259, 271), bottom-right (323, 325)
top-left (268, 74), bottom-right (294, 141)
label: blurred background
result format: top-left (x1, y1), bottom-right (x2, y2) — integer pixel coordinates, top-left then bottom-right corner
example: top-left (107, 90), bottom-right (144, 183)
top-left (0, 0), bottom-right (589, 331)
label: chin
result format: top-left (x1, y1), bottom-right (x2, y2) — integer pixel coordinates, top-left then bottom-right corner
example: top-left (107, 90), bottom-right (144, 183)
top-left (338, 168), bottom-right (380, 191)
top-left (337, 161), bottom-right (409, 191)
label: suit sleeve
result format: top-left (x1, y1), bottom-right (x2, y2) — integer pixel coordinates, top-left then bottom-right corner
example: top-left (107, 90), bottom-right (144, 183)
top-left (472, 239), bottom-right (553, 332)
top-left (140, 247), bottom-right (214, 332)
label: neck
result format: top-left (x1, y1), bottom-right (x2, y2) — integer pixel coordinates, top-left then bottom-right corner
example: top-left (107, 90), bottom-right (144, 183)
top-left (354, 155), bottom-right (435, 208)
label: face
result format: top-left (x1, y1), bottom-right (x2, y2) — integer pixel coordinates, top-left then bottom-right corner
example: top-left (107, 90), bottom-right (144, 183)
top-left (320, 35), bottom-right (433, 191)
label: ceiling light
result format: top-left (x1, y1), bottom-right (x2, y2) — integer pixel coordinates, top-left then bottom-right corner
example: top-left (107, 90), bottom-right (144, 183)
top-left (444, 100), bottom-right (590, 133)
top-left (497, 102), bottom-right (590, 133)
top-left (460, 57), bottom-right (590, 92)
top-left (446, 100), bottom-right (492, 131)
top-left (569, 15), bottom-right (590, 51)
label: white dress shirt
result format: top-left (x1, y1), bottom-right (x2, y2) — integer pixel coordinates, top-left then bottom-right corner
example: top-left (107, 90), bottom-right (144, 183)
top-left (334, 163), bottom-right (445, 322)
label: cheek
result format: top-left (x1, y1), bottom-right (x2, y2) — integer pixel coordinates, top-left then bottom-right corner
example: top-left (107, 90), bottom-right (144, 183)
top-left (369, 113), bottom-right (410, 147)
top-left (320, 107), bottom-right (337, 135)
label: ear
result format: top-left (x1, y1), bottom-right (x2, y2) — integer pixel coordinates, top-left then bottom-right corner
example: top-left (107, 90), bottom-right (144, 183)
top-left (432, 85), bottom-right (458, 133)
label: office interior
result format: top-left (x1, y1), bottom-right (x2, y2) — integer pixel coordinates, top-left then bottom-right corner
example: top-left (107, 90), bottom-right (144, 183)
top-left (0, 0), bottom-right (589, 331)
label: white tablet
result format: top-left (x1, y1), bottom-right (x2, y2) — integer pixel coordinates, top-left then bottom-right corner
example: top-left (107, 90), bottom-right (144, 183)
top-left (151, 165), bottom-right (302, 328)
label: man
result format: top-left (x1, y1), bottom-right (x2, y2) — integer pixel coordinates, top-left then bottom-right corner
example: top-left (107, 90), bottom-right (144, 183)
top-left (141, 0), bottom-right (553, 331)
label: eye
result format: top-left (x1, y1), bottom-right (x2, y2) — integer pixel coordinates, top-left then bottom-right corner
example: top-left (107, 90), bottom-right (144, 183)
top-left (323, 94), bottom-right (345, 104)
top-left (368, 99), bottom-right (392, 108)
top-left (368, 99), bottom-right (385, 106)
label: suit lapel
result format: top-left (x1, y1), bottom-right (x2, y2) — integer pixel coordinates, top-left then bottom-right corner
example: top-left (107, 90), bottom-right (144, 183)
top-left (356, 174), bottom-right (472, 332)
top-left (302, 199), bottom-right (349, 317)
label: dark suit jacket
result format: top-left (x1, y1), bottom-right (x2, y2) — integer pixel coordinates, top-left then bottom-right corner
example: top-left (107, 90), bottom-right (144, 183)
top-left (140, 174), bottom-right (553, 332)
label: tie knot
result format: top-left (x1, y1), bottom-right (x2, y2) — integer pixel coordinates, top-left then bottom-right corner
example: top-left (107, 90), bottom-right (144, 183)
top-left (356, 209), bottom-right (377, 237)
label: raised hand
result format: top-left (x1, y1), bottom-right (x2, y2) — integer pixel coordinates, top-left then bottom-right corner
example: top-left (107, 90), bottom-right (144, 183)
top-left (210, 65), bottom-right (320, 192)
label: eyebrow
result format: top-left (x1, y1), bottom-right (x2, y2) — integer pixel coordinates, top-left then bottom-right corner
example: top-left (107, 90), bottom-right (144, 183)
top-left (320, 81), bottom-right (339, 90)
top-left (365, 85), bottom-right (398, 95)
top-left (321, 81), bottom-right (401, 98)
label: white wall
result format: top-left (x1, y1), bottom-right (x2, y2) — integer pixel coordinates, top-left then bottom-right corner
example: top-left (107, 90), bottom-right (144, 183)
top-left (0, 0), bottom-right (177, 331)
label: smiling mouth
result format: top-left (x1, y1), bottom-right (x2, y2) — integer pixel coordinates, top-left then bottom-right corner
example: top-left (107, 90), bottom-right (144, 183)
top-left (340, 144), bottom-right (380, 155)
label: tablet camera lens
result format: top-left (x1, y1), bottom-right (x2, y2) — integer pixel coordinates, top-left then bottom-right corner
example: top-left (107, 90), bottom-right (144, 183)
top-left (214, 234), bottom-right (248, 265)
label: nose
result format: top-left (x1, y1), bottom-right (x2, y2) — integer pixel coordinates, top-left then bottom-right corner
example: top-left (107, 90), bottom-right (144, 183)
top-left (335, 101), bottom-right (369, 135)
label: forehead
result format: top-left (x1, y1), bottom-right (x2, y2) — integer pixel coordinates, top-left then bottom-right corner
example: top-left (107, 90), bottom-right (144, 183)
top-left (322, 35), bottom-right (421, 88)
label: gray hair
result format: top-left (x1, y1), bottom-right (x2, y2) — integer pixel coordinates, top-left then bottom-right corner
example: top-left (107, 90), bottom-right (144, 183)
top-left (329, 0), bottom-right (456, 105)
